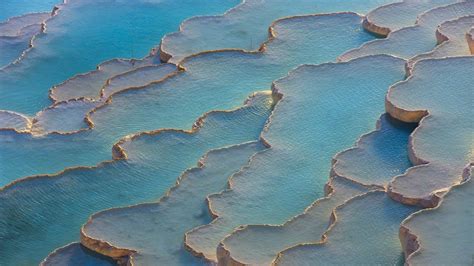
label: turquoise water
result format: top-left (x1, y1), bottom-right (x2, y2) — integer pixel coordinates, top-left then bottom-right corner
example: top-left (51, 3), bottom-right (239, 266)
top-left (0, 12), bottom-right (374, 186)
top-left (402, 170), bottom-right (473, 265)
top-left (0, 0), bottom-right (239, 115)
top-left (42, 243), bottom-right (115, 266)
top-left (0, 0), bottom-right (58, 21)
top-left (275, 192), bottom-right (419, 265)
top-left (340, 1), bottom-right (474, 61)
top-left (82, 142), bottom-right (265, 265)
top-left (388, 57), bottom-right (474, 205)
top-left (0, 93), bottom-right (272, 265)
top-left (218, 114), bottom-right (417, 265)
top-left (184, 55), bottom-right (407, 261)
top-left (160, 0), bottom-right (393, 62)
top-left (1, 1), bottom-right (471, 265)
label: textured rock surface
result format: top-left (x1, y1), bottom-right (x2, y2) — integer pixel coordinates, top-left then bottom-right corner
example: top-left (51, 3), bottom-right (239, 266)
top-left (41, 242), bottom-right (116, 266)
top-left (184, 55), bottom-right (406, 262)
top-left (81, 142), bottom-right (264, 265)
top-left (0, 93), bottom-right (272, 265)
top-left (340, 1), bottom-right (474, 62)
top-left (159, 0), bottom-right (395, 62)
top-left (386, 57), bottom-right (474, 207)
top-left (217, 114), bottom-right (416, 265)
top-left (274, 191), bottom-right (419, 265)
top-left (362, 0), bottom-right (457, 36)
top-left (399, 166), bottom-right (473, 265)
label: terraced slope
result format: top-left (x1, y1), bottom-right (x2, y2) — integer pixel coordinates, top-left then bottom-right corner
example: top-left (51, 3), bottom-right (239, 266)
top-left (160, 0), bottom-right (397, 62)
top-left (218, 115), bottom-right (416, 265)
top-left (274, 192), bottom-right (419, 265)
top-left (362, 0), bottom-right (458, 36)
top-left (0, 12), bottom-right (50, 68)
top-left (386, 56), bottom-right (474, 207)
top-left (0, 0), bottom-right (239, 115)
top-left (81, 142), bottom-right (265, 265)
top-left (184, 55), bottom-right (406, 262)
top-left (400, 167), bottom-right (473, 265)
top-left (0, 93), bottom-right (272, 265)
top-left (0, 12), bottom-right (375, 186)
top-left (42, 243), bottom-right (115, 266)
top-left (340, 1), bottom-right (474, 62)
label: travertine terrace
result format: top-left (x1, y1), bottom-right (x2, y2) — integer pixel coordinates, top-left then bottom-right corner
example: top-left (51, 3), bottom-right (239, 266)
top-left (1, 0), bottom-right (472, 265)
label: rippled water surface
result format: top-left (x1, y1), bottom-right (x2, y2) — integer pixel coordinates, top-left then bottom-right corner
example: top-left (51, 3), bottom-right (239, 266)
top-left (0, 0), bottom-right (239, 114)
top-left (1, 0), bottom-right (472, 265)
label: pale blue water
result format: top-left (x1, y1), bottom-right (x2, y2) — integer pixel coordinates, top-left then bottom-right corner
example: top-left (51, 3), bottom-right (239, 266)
top-left (161, 0), bottom-right (393, 62)
top-left (42, 243), bottom-right (115, 266)
top-left (1, 1), bottom-right (468, 265)
top-left (275, 192), bottom-right (419, 265)
top-left (333, 114), bottom-right (417, 186)
top-left (0, 25), bottom-right (37, 67)
top-left (0, 12), bottom-right (377, 264)
top-left (0, 94), bottom-right (272, 265)
top-left (217, 114), bottom-right (417, 265)
top-left (82, 142), bottom-right (266, 265)
top-left (183, 55), bottom-right (407, 260)
top-left (0, 13), bottom-right (375, 186)
top-left (0, 0), bottom-right (239, 115)
top-left (0, 0), bottom-right (58, 21)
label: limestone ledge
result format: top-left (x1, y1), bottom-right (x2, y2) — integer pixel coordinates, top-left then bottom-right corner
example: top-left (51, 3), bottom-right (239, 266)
top-left (0, 110), bottom-right (32, 132)
top-left (75, 92), bottom-right (271, 261)
top-left (398, 166), bottom-right (472, 265)
top-left (1, 1), bottom-right (66, 70)
top-left (0, 12), bottom-right (50, 37)
top-left (362, 17), bottom-right (391, 37)
top-left (467, 27), bottom-right (474, 54)
top-left (385, 57), bottom-right (473, 207)
top-left (215, 176), bottom-right (372, 266)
